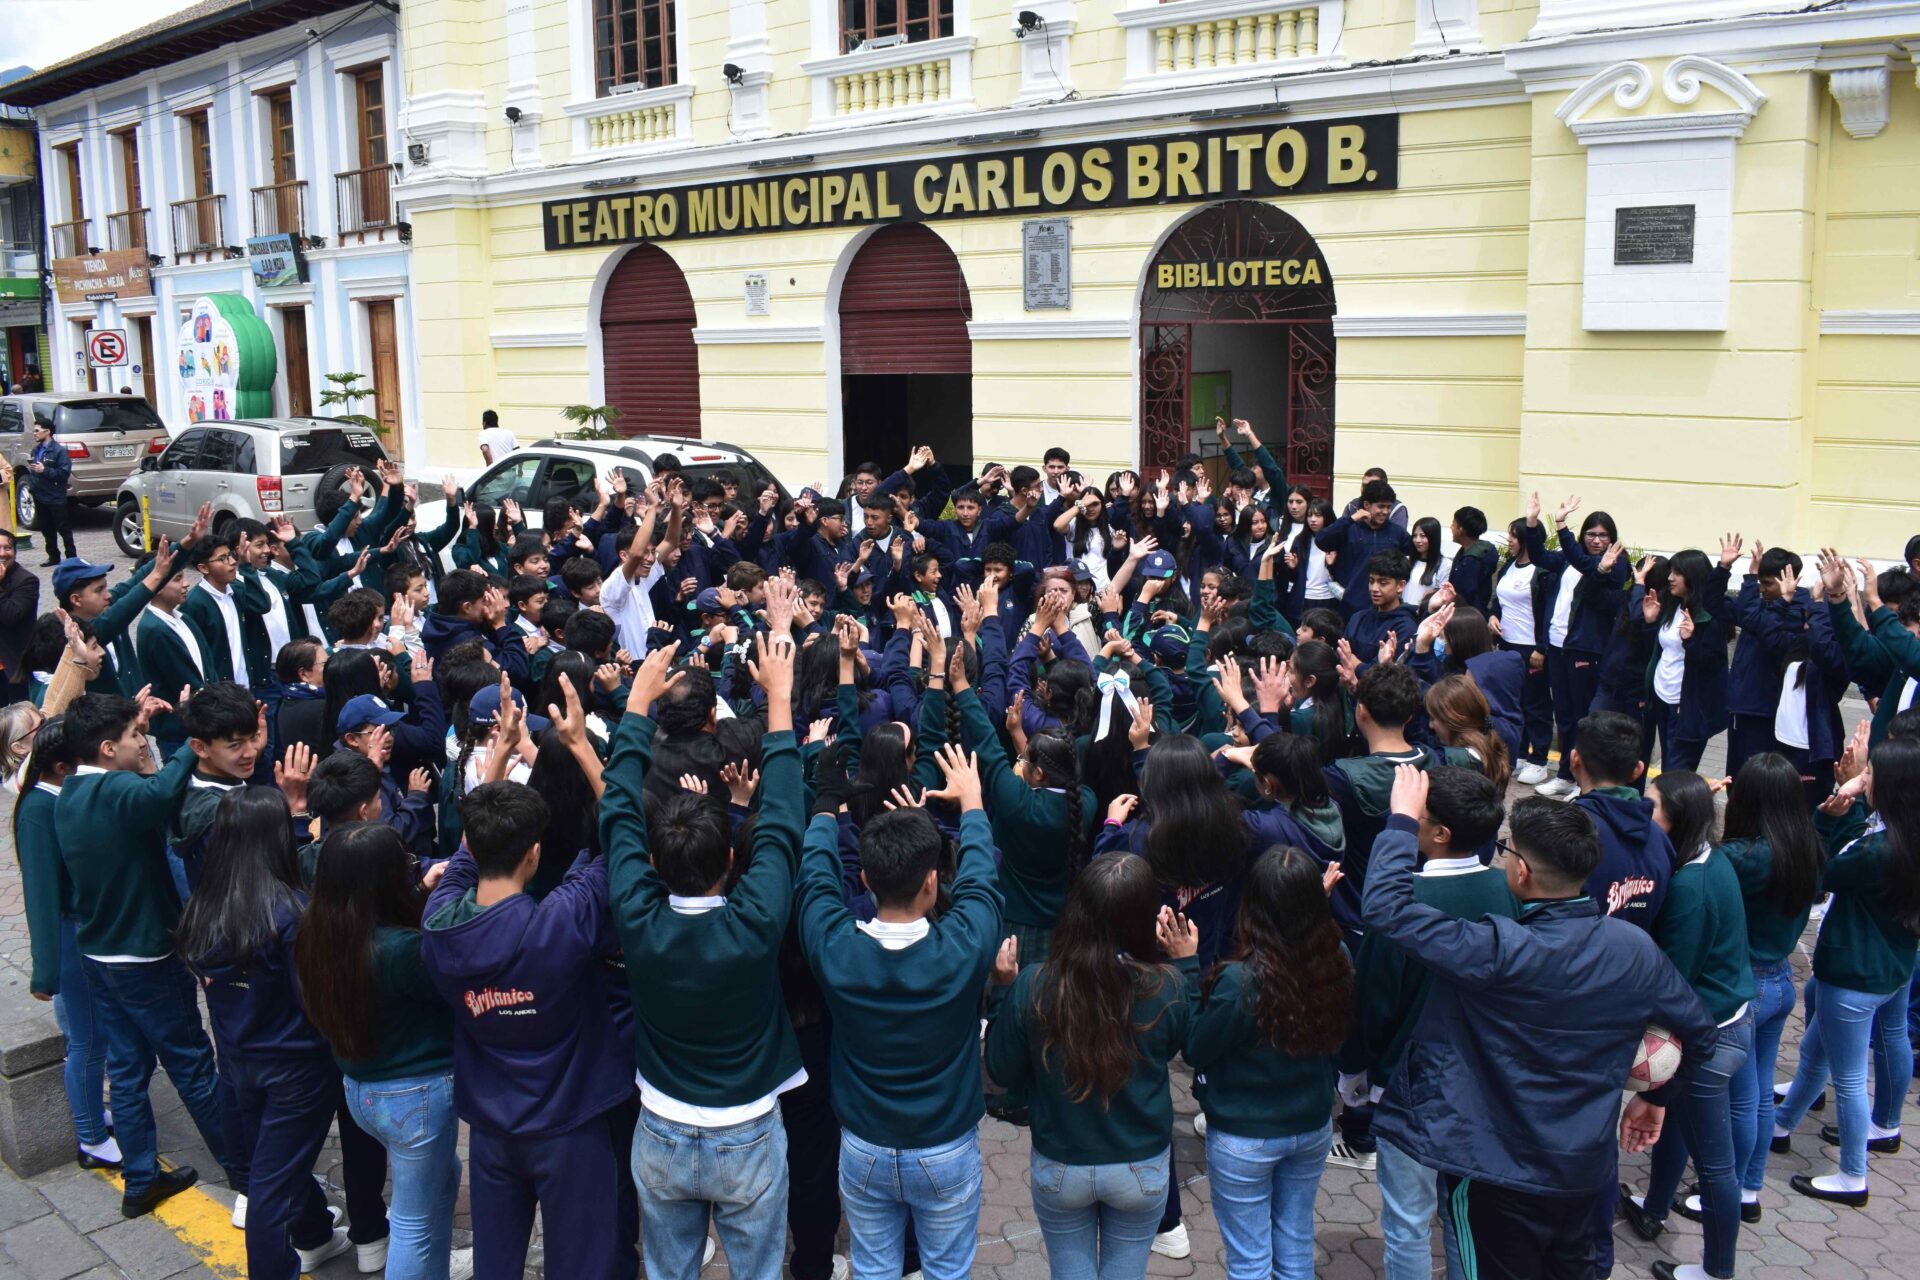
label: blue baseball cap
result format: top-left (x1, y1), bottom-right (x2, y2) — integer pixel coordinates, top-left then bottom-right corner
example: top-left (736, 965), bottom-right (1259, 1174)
top-left (1139, 549), bottom-right (1179, 581)
top-left (337, 694), bottom-right (406, 736)
top-left (469, 682), bottom-right (551, 734)
top-left (694, 587), bottom-right (728, 614)
top-left (1147, 624), bottom-right (1192, 664)
top-left (51, 557), bottom-right (115, 599)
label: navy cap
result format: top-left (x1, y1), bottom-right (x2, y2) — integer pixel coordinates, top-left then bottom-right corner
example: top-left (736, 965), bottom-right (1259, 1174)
top-left (1069, 562), bottom-right (1093, 583)
top-left (848, 565), bottom-right (876, 588)
top-left (1147, 624), bottom-right (1192, 664)
top-left (1139, 549), bottom-right (1179, 581)
top-left (469, 682), bottom-right (551, 734)
top-left (694, 587), bottom-right (728, 614)
top-left (50, 558), bottom-right (115, 598)
top-left (337, 694), bottom-right (406, 736)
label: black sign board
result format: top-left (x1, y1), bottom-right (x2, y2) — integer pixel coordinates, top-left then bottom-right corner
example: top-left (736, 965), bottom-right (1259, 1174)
top-left (1614, 204), bottom-right (1696, 266)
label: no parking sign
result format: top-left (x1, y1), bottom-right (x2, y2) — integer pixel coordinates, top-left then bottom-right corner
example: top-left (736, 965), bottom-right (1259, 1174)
top-left (87, 329), bottom-right (129, 367)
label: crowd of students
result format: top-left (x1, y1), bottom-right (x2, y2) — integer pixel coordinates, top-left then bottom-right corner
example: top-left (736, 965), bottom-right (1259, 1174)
top-left (2, 413), bottom-right (1917, 1280)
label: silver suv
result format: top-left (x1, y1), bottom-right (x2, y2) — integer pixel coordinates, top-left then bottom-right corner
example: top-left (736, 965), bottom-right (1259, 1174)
top-left (463, 436), bottom-right (789, 527)
top-left (113, 417), bottom-right (392, 556)
top-left (0, 393), bottom-right (170, 523)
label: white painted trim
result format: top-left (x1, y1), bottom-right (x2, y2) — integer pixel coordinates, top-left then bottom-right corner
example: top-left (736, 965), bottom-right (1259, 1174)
top-left (1828, 63), bottom-right (1892, 140)
top-left (801, 34), bottom-right (978, 128)
top-left (965, 319), bottom-right (1133, 341)
top-left (246, 60), bottom-right (302, 93)
top-left (343, 275), bottom-right (408, 299)
top-left (691, 325), bottom-right (825, 345)
top-left (492, 329), bottom-right (590, 348)
top-left (1553, 60), bottom-right (1654, 124)
top-left (1820, 311), bottom-right (1920, 336)
top-left (325, 32), bottom-right (396, 71)
top-left (1570, 111), bottom-right (1760, 145)
top-left (1662, 55), bottom-right (1768, 115)
top-left (821, 224), bottom-right (887, 486)
top-left (1332, 313), bottom-right (1525, 338)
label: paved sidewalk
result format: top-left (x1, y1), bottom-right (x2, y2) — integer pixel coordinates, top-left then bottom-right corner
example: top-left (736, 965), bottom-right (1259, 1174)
top-left (1, 508), bottom-right (1914, 1278)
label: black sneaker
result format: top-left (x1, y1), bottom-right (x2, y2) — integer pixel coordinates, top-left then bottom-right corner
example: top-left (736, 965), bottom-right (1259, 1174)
top-left (1616, 1185), bottom-right (1664, 1241)
top-left (1819, 1123), bottom-right (1901, 1154)
top-left (122, 1166), bottom-right (198, 1218)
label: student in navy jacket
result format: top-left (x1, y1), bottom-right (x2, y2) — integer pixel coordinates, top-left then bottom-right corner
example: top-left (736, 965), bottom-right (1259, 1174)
top-left (1635, 548), bottom-right (1732, 773)
top-left (1314, 479), bottom-right (1413, 619)
top-left (1724, 548), bottom-right (1798, 775)
top-left (1364, 774), bottom-right (1717, 1280)
top-left (422, 778), bottom-right (636, 1280)
top-left (1489, 517), bottom-right (1554, 783)
top-left (1756, 561), bottom-right (1847, 800)
top-left (1342, 552), bottom-right (1419, 673)
top-left (1568, 711), bottom-right (1674, 930)
top-left (421, 570), bottom-right (534, 687)
top-left (918, 485), bottom-right (1015, 591)
top-left (1522, 495), bottom-right (1630, 798)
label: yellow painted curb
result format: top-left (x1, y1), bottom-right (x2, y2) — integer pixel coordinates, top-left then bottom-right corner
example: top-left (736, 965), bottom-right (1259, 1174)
top-left (90, 1167), bottom-right (248, 1277)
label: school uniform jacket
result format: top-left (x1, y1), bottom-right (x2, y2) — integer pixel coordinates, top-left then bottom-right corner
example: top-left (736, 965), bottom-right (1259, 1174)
top-left (1633, 567), bottom-right (1731, 742)
top-left (88, 577), bottom-right (155, 696)
top-left (1751, 587), bottom-right (1847, 763)
top-left (181, 582), bottom-right (265, 685)
top-left (1830, 602), bottom-right (1920, 746)
top-left (57, 750), bottom-right (197, 960)
top-left (1313, 512), bottom-right (1413, 608)
top-left (134, 608), bottom-right (218, 738)
top-left (1523, 523), bottom-right (1630, 658)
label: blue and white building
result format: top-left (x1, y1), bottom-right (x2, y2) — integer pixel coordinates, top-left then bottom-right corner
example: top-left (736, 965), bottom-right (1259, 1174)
top-left (0, 0), bottom-right (423, 457)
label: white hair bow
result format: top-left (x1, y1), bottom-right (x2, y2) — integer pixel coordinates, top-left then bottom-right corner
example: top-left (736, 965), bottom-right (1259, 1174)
top-left (1095, 669), bottom-right (1139, 742)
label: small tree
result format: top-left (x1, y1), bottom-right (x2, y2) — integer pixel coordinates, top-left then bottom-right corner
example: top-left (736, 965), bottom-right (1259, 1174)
top-left (319, 371), bottom-right (383, 433)
top-left (560, 403), bottom-right (623, 440)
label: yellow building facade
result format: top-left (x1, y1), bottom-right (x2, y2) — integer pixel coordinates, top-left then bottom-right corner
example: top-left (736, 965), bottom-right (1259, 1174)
top-left (397, 0), bottom-right (1920, 553)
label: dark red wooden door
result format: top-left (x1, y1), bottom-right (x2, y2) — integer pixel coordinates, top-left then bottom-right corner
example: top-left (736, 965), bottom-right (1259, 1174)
top-left (840, 224), bottom-right (971, 375)
top-left (601, 245), bottom-right (700, 437)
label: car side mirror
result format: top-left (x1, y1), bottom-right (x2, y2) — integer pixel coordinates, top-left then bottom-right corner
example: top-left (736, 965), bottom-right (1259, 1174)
top-left (140, 455), bottom-right (158, 473)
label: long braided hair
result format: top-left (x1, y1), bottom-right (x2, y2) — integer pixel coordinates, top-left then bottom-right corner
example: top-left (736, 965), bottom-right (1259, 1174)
top-left (1026, 727), bottom-right (1088, 879)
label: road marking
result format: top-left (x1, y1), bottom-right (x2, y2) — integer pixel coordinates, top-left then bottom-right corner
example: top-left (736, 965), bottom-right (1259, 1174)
top-left (91, 1167), bottom-right (247, 1277)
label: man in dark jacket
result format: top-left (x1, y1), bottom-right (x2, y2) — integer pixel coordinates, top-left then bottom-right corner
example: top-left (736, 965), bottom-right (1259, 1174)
top-left (1568, 710), bottom-right (1674, 930)
top-left (0, 530), bottom-right (40, 700)
top-left (1365, 771), bottom-right (1716, 1280)
top-left (26, 418), bottom-right (77, 563)
top-left (422, 569), bottom-right (534, 685)
top-left (1316, 478), bottom-right (1414, 618)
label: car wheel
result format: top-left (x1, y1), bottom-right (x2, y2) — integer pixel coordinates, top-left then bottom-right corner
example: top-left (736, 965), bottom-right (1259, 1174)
top-left (13, 477), bottom-right (33, 529)
top-left (312, 461), bottom-right (387, 525)
top-left (114, 498), bottom-right (147, 559)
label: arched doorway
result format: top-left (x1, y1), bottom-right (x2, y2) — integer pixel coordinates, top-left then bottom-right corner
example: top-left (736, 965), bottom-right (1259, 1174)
top-left (599, 245), bottom-right (699, 437)
top-left (839, 224), bottom-right (973, 480)
top-left (1139, 201), bottom-right (1336, 496)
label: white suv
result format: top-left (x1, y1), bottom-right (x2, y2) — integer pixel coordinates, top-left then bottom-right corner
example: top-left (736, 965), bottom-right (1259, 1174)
top-left (462, 436), bottom-right (789, 526)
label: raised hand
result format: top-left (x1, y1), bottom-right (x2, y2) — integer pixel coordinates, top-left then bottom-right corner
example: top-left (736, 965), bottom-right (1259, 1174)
top-left (1129, 696), bottom-right (1155, 750)
top-left (276, 741), bottom-right (315, 812)
top-left (1524, 490), bottom-right (1541, 526)
top-left (923, 743), bottom-right (984, 811)
top-left (1718, 532), bottom-right (1743, 570)
top-left (721, 761), bottom-right (761, 807)
top-left (547, 674), bottom-right (589, 748)
top-left (1389, 762), bottom-right (1429, 820)
top-left (627, 641), bottom-right (683, 715)
top-left (1108, 793), bottom-right (1140, 825)
top-left (1214, 655), bottom-right (1249, 715)
top-left (1156, 906), bottom-right (1199, 959)
top-left (1599, 540), bottom-right (1626, 574)
top-left (678, 773), bottom-right (709, 796)
top-left (1677, 608), bottom-right (1695, 641)
top-left (746, 630), bottom-right (796, 703)
top-left (1554, 495), bottom-right (1581, 526)
top-left (1253, 654), bottom-right (1290, 712)
top-left (990, 936), bottom-right (1020, 986)
top-left (764, 572), bottom-right (798, 638)
top-left (407, 767), bottom-right (433, 795)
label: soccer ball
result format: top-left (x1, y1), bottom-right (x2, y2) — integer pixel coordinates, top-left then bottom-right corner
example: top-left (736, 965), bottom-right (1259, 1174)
top-left (1626, 1025), bottom-right (1683, 1093)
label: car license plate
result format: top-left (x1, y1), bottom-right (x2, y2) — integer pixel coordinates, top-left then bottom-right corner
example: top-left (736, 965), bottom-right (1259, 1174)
top-left (104, 444), bottom-right (136, 459)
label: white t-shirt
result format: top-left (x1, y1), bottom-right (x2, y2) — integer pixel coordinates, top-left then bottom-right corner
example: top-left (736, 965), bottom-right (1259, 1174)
top-left (601, 561), bottom-right (664, 658)
top-left (1774, 662), bottom-right (1810, 751)
top-left (1305, 545), bottom-right (1340, 600)
top-left (1495, 564), bottom-right (1537, 646)
top-left (1547, 564), bottom-right (1582, 650)
top-left (1405, 556), bottom-right (1453, 611)
top-left (1654, 611), bottom-right (1686, 706)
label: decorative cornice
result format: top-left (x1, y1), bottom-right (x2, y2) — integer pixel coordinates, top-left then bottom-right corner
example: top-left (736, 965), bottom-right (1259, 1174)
top-left (965, 319), bottom-right (1133, 341)
top-left (491, 329), bottom-right (587, 348)
top-left (1828, 63), bottom-right (1891, 140)
top-left (1556, 55), bottom-right (1766, 144)
top-left (691, 325), bottom-right (824, 345)
top-left (1333, 313), bottom-right (1527, 338)
top-left (1820, 310), bottom-right (1920, 336)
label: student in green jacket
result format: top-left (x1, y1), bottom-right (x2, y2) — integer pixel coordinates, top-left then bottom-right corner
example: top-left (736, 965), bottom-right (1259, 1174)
top-left (984, 853), bottom-right (1199, 1280)
top-left (13, 716), bottom-right (120, 1172)
top-left (133, 561), bottom-right (218, 755)
top-left (1621, 771), bottom-right (1755, 1279)
top-left (1773, 735), bottom-right (1920, 1207)
top-left (180, 536), bottom-right (262, 688)
top-left (796, 737), bottom-right (1003, 1280)
top-left (1188, 846), bottom-right (1352, 1280)
top-left (55, 691), bottom-right (237, 1218)
top-left (51, 541), bottom-right (179, 697)
top-left (603, 597), bottom-right (803, 1280)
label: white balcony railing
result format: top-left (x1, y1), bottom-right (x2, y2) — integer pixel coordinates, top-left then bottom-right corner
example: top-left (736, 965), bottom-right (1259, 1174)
top-left (1117, 0), bottom-right (1344, 88)
top-left (802, 35), bottom-right (976, 127)
top-left (563, 83), bottom-right (694, 160)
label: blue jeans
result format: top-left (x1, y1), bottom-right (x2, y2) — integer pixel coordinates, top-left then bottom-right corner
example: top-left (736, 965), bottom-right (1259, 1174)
top-left (345, 1073), bottom-right (461, 1280)
top-left (1776, 979), bottom-right (1914, 1178)
top-left (81, 955), bottom-right (234, 1198)
top-left (839, 1130), bottom-right (982, 1280)
top-left (634, 1106), bottom-right (788, 1280)
top-left (1730, 960), bottom-right (1796, 1193)
top-left (1644, 1015), bottom-right (1753, 1277)
top-left (229, 1054), bottom-right (341, 1280)
top-left (1029, 1146), bottom-right (1169, 1280)
top-left (1374, 1135), bottom-right (1440, 1280)
top-left (51, 917), bottom-right (109, 1146)
top-left (1206, 1122), bottom-right (1331, 1280)
top-left (1872, 970), bottom-right (1917, 1130)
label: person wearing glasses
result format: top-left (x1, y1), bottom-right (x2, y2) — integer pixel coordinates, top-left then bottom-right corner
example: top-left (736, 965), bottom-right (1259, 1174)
top-left (182, 536), bottom-right (268, 690)
top-left (1363, 766), bottom-right (1718, 1280)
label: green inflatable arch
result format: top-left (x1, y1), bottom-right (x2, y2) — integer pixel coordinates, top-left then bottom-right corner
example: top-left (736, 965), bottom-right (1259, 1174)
top-left (206, 292), bottom-right (277, 420)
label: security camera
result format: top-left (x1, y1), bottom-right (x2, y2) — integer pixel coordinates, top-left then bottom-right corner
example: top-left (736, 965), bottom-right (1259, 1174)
top-left (504, 105), bottom-right (522, 124)
top-left (1016, 10), bottom-right (1043, 36)
top-left (723, 63), bottom-right (745, 86)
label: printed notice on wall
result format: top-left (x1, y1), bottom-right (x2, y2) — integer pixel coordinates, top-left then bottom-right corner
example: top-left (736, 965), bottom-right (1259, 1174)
top-left (1614, 204), bottom-right (1696, 266)
top-left (744, 272), bottom-right (770, 316)
top-left (1023, 219), bottom-right (1071, 311)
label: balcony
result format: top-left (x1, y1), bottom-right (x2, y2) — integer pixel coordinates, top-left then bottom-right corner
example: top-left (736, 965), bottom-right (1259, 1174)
top-left (106, 208), bottom-right (151, 253)
top-left (169, 194), bottom-right (229, 264)
top-left (802, 35), bottom-right (976, 127)
top-left (0, 241), bottom-right (37, 275)
top-left (1117, 0), bottom-right (1345, 89)
top-left (251, 180), bottom-right (309, 239)
top-left (564, 84), bottom-right (694, 160)
top-left (50, 217), bottom-right (90, 259)
top-left (336, 162), bottom-right (404, 241)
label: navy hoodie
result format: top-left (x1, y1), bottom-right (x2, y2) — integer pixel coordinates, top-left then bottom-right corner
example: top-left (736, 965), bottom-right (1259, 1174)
top-left (422, 847), bottom-right (633, 1137)
top-left (421, 609), bottom-right (532, 685)
top-left (1572, 786), bottom-right (1672, 930)
top-left (193, 898), bottom-right (332, 1062)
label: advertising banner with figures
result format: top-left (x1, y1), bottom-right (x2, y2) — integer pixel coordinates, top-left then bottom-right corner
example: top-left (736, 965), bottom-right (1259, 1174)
top-left (175, 293), bottom-right (277, 423)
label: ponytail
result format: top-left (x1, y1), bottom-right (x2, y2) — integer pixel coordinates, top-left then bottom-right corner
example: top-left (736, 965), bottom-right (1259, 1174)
top-left (1029, 728), bottom-right (1087, 879)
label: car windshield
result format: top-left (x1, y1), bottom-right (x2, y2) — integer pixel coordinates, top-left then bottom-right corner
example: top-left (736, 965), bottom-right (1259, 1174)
top-left (54, 399), bottom-right (163, 434)
top-left (280, 427), bottom-right (387, 475)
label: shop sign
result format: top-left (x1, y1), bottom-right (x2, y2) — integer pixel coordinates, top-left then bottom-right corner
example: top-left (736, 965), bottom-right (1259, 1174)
top-left (176, 294), bottom-right (277, 423)
top-left (544, 115), bottom-right (1399, 250)
top-left (1022, 218), bottom-right (1070, 311)
top-left (51, 249), bottom-right (152, 303)
top-left (1154, 257), bottom-right (1325, 290)
top-left (247, 233), bottom-right (308, 287)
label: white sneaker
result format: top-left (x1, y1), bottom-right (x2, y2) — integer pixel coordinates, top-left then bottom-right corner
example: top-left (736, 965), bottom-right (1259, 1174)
top-left (448, 1247), bottom-right (475, 1280)
top-left (1515, 761), bottom-right (1552, 786)
top-left (296, 1227), bottom-right (352, 1272)
top-left (231, 1194), bottom-right (247, 1230)
top-left (901, 1272), bottom-right (924, 1280)
top-left (1192, 1112), bottom-right (1208, 1137)
top-left (829, 1256), bottom-right (850, 1280)
top-left (356, 1236), bottom-right (388, 1273)
top-left (1535, 777), bottom-right (1578, 799)
top-left (1151, 1223), bottom-right (1191, 1259)
top-left (1328, 1140), bottom-right (1377, 1172)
